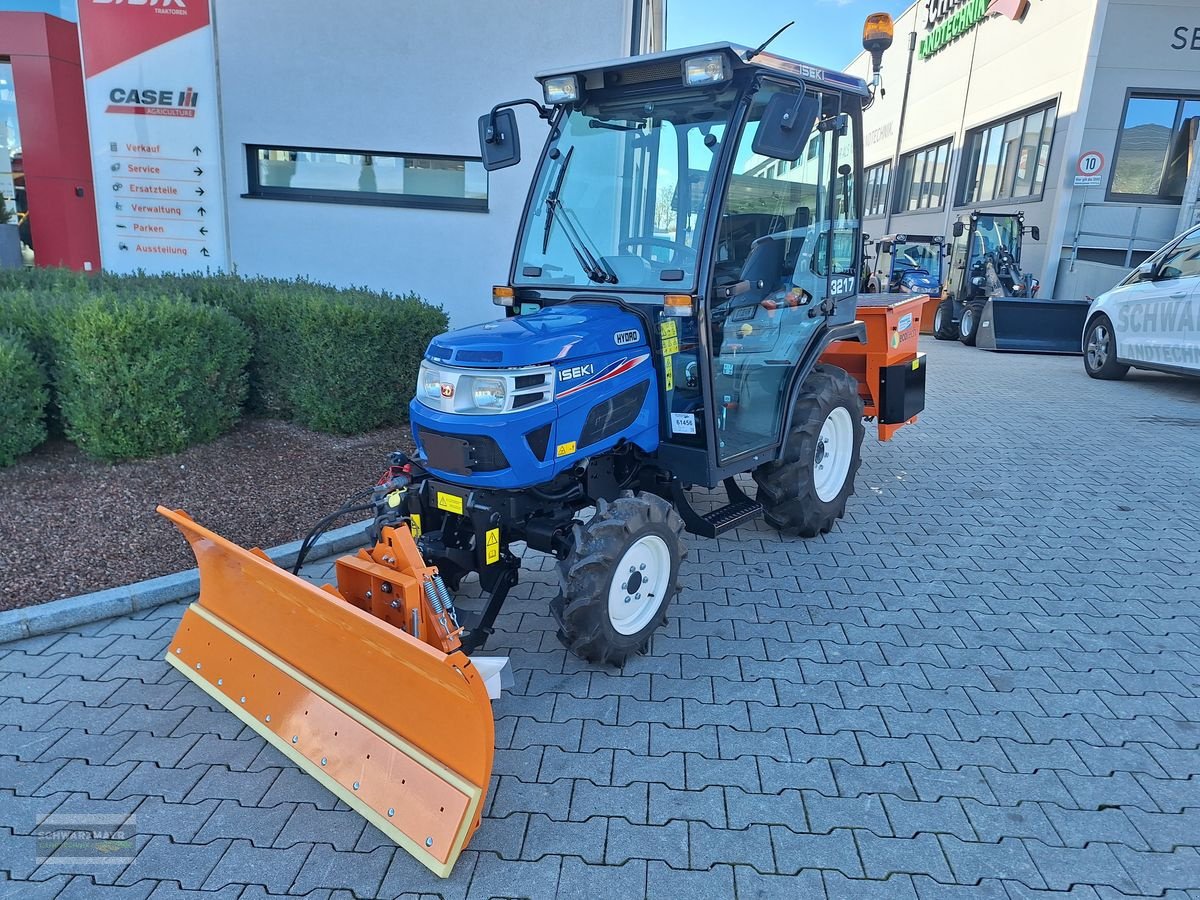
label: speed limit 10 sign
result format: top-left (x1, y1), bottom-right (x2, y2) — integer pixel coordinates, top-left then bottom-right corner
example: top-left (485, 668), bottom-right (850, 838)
top-left (1074, 151), bottom-right (1105, 185)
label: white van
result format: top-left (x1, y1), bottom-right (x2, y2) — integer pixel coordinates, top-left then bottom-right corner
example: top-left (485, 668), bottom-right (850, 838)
top-left (1082, 223), bottom-right (1200, 380)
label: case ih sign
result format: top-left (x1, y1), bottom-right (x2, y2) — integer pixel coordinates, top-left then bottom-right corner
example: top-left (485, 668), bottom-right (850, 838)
top-left (920, 0), bottom-right (1030, 59)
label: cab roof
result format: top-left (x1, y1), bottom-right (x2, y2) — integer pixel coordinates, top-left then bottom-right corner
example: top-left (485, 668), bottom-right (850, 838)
top-left (536, 42), bottom-right (869, 97)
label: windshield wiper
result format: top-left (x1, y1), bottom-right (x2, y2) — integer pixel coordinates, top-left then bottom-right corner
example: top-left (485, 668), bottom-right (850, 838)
top-left (542, 146), bottom-right (573, 254)
top-left (541, 146), bottom-right (618, 284)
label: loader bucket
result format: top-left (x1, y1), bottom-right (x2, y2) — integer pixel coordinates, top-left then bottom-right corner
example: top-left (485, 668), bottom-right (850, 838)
top-left (158, 507), bottom-right (494, 878)
top-left (975, 298), bottom-right (1090, 354)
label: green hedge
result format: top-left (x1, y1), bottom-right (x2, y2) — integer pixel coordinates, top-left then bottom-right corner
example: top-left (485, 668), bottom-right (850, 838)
top-left (0, 269), bottom-right (446, 461)
top-left (54, 294), bottom-right (252, 461)
top-left (0, 332), bottom-right (48, 466)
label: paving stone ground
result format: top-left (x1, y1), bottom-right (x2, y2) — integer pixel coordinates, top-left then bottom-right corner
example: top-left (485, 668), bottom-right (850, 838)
top-left (2, 338), bottom-right (1200, 900)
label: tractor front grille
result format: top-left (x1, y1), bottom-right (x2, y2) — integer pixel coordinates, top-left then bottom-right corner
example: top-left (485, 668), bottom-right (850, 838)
top-left (417, 427), bottom-right (509, 474)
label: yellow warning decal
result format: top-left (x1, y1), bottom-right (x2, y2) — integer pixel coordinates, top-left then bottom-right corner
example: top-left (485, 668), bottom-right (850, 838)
top-left (485, 528), bottom-right (500, 565)
top-left (911, 358), bottom-right (920, 370)
top-left (664, 360), bottom-right (674, 392)
top-left (660, 320), bottom-right (679, 356)
top-left (436, 492), bottom-right (464, 515)
top-left (409, 513), bottom-right (422, 538)
top-left (556, 441), bottom-right (577, 458)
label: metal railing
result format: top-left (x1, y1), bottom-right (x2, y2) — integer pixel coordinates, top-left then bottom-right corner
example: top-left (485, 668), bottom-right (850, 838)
top-left (1067, 202), bottom-right (1170, 272)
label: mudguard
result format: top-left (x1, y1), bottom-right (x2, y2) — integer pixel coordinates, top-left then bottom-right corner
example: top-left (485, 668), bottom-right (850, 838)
top-left (159, 507), bottom-right (493, 878)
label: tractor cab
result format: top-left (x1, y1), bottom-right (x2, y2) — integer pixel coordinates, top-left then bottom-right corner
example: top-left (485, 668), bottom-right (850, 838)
top-left (460, 41), bottom-right (877, 487)
top-left (934, 210), bottom-right (1041, 343)
top-left (865, 233), bottom-right (945, 295)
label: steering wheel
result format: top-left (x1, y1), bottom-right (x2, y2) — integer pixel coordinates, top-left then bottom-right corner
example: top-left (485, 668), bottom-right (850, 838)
top-left (621, 236), bottom-right (697, 265)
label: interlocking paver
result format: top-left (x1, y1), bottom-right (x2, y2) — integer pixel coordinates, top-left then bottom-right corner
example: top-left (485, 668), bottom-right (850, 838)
top-left (3, 342), bottom-right (1200, 896)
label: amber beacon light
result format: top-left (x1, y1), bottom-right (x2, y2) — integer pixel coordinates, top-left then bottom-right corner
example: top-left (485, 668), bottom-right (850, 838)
top-left (862, 12), bottom-right (894, 79)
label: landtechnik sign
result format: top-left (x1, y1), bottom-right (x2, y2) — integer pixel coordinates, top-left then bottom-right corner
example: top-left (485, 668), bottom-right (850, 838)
top-left (77, 0), bottom-right (227, 274)
top-left (920, 0), bottom-right (1030, 59)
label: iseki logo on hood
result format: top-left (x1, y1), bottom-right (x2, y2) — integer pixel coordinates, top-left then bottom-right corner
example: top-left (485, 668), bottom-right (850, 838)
top-left (106, 87), bottom-right (199, 118)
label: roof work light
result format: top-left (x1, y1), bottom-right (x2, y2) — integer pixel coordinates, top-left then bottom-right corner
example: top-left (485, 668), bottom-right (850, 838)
top-left (542, 74), bottom-right (580, 105)
top-left (682, 53), bottom-right (730, 86)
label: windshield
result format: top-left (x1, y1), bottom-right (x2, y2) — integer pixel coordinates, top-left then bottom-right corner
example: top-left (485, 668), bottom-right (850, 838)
top-left (895, 242), bottom-right (939, 272)
top-left (513, 88), bottom-right (737, 292)
top-left (975, 216), bottom-right (1020, 256)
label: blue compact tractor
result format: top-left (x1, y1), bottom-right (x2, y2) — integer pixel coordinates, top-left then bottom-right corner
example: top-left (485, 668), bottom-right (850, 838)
top-left (372, 21), bottom-right (926, 664)
top-left (865, 233), bottom-right (946, 296)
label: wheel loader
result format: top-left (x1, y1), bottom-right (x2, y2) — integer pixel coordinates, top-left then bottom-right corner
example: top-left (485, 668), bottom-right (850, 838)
top-left (161, 14), bottom-right (927, 878)
top-left (933, 210), bottom-right (1041, 344)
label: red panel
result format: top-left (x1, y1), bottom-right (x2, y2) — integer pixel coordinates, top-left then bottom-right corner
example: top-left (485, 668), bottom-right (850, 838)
top-left (75, 0), bottom-right (209, 77)
top-left (0, 12), bottom-right (100, 272)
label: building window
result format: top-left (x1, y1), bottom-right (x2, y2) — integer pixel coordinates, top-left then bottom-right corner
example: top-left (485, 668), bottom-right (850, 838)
top-left (894, 140), bottom-right (951, 212)
top-left (863, 161), bottom-right (890, 217)
top-left (959, 101), bottom-right (1057, 205)
top-left (1110, 94), bottom-right (1200, 202)
top-left (244, 145), bottom-right (488, 211)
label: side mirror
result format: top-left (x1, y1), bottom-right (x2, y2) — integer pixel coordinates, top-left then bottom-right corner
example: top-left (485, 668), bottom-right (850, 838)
top-left (1029, 226), bottom-right (1041, 241)
top-left (952, 222), bottom-right (964, 238)
top-left (478, 108), bottom-right (521, 171)
top-left (1135, 261), bottom-right (1155, 281)
top-left (752, 90), bottom-right (821, 161)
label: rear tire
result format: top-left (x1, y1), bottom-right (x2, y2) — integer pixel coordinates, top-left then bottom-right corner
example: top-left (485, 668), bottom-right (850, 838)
top-left (753, 364), bottom-right (864, 538)
top-left (1083, 315), bottom-right (1129, 380)
top-left (552, 492), bottom-right (686, 666)
top-left (958, 300), bottom-right (985, 346)
top-left (933, 300), bottom-right (958, 341)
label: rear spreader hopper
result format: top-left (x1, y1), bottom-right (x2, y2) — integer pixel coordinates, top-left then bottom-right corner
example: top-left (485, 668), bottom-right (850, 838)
top-left (163, 21), bottom-right (924, 877)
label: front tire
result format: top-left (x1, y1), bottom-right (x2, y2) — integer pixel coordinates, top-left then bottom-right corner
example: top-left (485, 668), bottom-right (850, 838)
top-left (552, 492), bottom-right (686, 666)
top-left (933, 300), bottom-right (958, 341)
top-left (753, 364), bottom-right (864, 538)
top-left (1083, 315), bottom-right (1129, 380)
top-left (958, 299), bottom-right (985, 346)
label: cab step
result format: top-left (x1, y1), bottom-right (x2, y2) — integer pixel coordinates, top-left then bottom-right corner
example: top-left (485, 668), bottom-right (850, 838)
top-left (664, 476), bottom-right (764, 538)
top-left (700, 499), bottom-right (764, 537)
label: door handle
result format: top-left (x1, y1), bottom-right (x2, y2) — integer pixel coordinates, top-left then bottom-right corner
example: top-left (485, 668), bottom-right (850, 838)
top-left (1169, 292), bottom-right (1188, 299)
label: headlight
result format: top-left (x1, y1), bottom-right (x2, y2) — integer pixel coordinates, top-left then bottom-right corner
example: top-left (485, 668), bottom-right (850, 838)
top-left (421, 365), bottom-right (448, 399)
top-left (471, 377), bottom-right (506, 410)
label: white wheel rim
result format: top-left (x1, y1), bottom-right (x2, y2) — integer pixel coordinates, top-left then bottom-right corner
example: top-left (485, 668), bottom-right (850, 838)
top-left (934, 307), bottom-right (945, 331)
top-left (608, 534), bottom-right (671, 635)
top-left (814, 407), bottom-right (854, 503)
top-left (961, 309), bottom-right (974, 334)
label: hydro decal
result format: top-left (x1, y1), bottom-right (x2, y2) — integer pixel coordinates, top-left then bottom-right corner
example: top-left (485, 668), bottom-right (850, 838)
top-left (920, 0), bottom-right (1030, 60)
top-left (557, 354), bottom-right (649, 398)
top-left (106, 86), bottom-right (199, 116)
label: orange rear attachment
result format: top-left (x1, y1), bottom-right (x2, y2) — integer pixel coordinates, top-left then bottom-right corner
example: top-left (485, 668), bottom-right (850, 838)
top-left (159, 507), bottom-right (495, 878)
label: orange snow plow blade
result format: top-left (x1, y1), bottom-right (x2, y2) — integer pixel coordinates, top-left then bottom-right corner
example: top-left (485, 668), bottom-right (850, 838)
top-left (158, 506), bottom-right (494, 878)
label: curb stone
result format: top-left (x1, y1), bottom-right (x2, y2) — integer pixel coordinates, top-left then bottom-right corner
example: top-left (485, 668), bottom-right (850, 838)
top-left (0, 518), bottom-right (372, 645)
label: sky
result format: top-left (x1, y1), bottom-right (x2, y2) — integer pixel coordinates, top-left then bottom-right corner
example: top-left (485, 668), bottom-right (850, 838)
top-left (666, 0), bottom-right (914, 73)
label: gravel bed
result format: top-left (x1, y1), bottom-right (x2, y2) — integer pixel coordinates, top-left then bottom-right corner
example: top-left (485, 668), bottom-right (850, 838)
top-left (0, 419), bottom-right (412, 610)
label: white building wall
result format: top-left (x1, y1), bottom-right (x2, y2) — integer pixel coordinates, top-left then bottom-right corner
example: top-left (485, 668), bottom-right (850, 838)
top-left (849, 0), bottom-right (1103, 297)
top-left (1056, 0), bottom-right (1200, 299)
top-left (210, 1), bottom-right (636, 326)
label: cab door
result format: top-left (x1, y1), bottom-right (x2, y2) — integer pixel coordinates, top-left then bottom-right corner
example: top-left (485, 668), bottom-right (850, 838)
top-left (705, 84), bottom-right (858, 463)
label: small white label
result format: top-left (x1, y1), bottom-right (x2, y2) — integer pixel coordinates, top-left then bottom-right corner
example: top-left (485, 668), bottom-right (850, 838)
top-left (670, 412), bottom-right (697, 434)
top-left (898, 313), bottom-right (913, 331)
top-left (615, 329), bottom-right (640, 346)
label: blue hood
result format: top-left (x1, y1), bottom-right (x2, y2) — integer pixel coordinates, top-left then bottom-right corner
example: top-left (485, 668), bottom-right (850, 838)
top-left (426, 303), bottom-right (645, 368)
top-left (900, 271), bottom-right (940, 292)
